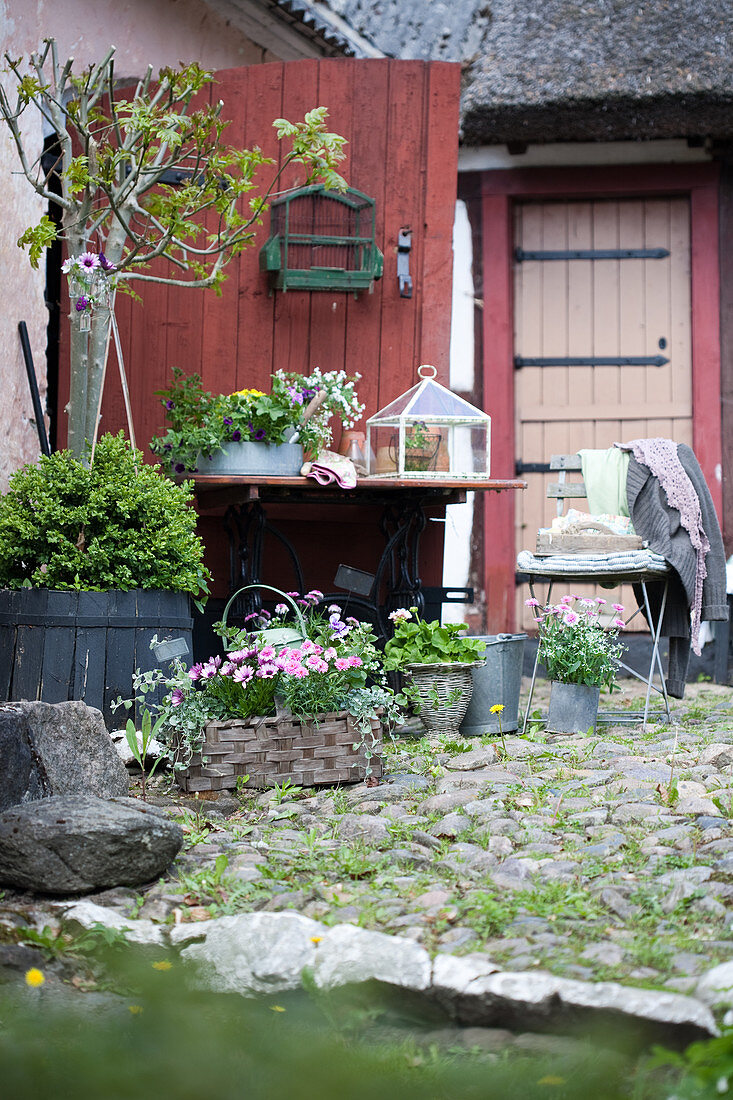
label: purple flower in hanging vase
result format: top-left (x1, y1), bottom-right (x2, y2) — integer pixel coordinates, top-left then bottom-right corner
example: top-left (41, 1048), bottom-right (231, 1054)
top-left (78, 252), bottom-right (100, 271)
top-left (75, 296), bottom-right (89, 312)
top-left (98, 253), bottom-right (116, 271)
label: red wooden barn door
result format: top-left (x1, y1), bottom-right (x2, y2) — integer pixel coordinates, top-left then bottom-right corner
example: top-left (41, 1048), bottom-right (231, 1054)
top-left (86, 59), bottom-right (460, 594)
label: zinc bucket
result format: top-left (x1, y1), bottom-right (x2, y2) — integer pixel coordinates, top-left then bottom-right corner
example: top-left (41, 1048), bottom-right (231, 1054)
top-left (459, 633), bottom-right (526, 736)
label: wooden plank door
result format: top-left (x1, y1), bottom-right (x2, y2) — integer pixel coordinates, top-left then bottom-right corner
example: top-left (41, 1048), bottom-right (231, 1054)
top-left (514, 197), bottom-right (693, 629)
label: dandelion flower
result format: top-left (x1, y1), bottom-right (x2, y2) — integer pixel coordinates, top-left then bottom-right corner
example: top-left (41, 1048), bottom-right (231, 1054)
top-left (128, 1004), bottom-right (144, 1015)
top-left (310, 936), bottom-right (323, 944)
top-left (490, 704), bottom-right (505, 714)
top-left (270, 1005), bottom-right (286, 1013)
top-left (152, 960), bottom-right (172, 971)
top-left (25, 968), bottom-right (44, 988)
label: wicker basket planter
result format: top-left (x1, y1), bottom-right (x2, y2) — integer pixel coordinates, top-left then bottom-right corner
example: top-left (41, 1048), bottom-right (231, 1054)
top-left (174, 710), bottom-right (383, 792)
top-left (405, 661), bottom-right (479, 737)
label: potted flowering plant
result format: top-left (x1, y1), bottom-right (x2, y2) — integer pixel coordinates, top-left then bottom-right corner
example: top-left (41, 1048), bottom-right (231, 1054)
top-left (150, 367), bottom-right (364, 475)
top-left (383, 608), bottom-right (485, 736)
top-left (120, 589), bottom-right (399, 790)
top-left (528, 595), bottom-right (626, 734)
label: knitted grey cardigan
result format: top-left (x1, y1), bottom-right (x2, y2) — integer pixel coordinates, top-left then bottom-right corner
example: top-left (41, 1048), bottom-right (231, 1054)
top-left (626, 443), bottom-right (728, 697)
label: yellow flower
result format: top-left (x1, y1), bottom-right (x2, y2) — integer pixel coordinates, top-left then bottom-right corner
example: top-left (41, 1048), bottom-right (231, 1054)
top-left (231, 388), bottom-right (265, 397)
top-left (25, 968), bottom-right (45, 988)
top-left (310, 936), bottom-right (323, 945)
top-left (152, 960), bottom-right (173, 971)
top-left (490, 704), bottom-right (505, 714)
top-left (537, 1076), bottom-right (566, 1087)
top-left (128, 1005), bottom-right (144, 1015)
top-left (270, 1005), bottom-right (286, 1013)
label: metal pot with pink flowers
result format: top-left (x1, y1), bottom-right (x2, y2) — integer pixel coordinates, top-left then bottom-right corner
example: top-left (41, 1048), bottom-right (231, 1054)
top-left (528, 595), bottom-right (626, 735)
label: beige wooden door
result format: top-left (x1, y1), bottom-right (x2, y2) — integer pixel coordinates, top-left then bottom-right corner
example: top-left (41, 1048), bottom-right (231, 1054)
top-left (514, 198), bottom-right (692, 630)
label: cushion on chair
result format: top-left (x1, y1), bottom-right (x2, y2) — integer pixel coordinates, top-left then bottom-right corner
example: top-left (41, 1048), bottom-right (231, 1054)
top-left (516, 548), bottom-right (669, 577)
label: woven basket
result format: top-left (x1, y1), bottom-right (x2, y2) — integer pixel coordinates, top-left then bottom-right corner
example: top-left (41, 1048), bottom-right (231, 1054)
top-left (173, 710), bottom-right (383, 792)
top-left (405, 662), bottom-right (478, 736)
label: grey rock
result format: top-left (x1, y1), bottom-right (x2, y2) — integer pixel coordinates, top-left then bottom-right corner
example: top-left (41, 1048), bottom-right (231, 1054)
top-left (59, 900), bottom-right (166, 945)
top-left (420, 790), bottom-right (481, 814)
top-left (600, 888), bottom-right (641, 921)
top-left (0, 795), bottom-right (182, 893)
top-left (697, 962), bottom-right (733, 1006)
top-left (696, 815), bottom-right (727, 831)
top-left (436, 771), bottom-right (496, 793)
top-left (334, 814), bottom-right (391, 845)
top-left (580, 941), bottom-right (626, 967)
top-left (432, 965), bottom-right (717, 1042)
top-left (312, 923), bottom-right (432, 990)
top-left (0, 701), bottom-right (128, 811)
top-left (444, 747), bottom-right (499, 771)
top-left (411, 829), bottom-right (442, 850)
top-left (429, 813), bottom-right (471, 839)
top-left (177, 914), bottom-right (432, 994)
top-left (611, 803), bottom-right (665, 824)
top-left (677, 796), bottom-right (721, 817)
top-left (699, 745), bottom-right (733, 768)
top-left (488, 835), bottom-right (514, 857)
top-left (177, 912), bottom-right (323, 993)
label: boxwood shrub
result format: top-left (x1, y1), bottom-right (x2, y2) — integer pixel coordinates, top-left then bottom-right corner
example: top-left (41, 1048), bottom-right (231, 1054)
top-left (0, 433), bottom-right (210, 598)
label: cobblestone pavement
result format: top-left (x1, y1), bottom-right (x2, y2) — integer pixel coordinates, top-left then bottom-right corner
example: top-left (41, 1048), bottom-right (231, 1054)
top-left (2, 680), bottom-right (733, 1001)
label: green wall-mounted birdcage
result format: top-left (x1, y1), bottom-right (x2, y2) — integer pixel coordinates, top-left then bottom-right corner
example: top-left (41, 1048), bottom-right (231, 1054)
top-left (259, 184), bottom-right (384, 294)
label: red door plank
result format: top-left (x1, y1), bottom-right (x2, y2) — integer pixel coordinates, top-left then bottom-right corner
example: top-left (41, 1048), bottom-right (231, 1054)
top-left (271, 59), bottom-right (321, 381)
top-left (377, 60), bottom-right (426, 409)
top-left (235, 62), bottom-right (284, 392)
top-left (306, 59), bottom-right (355, 392)
top-left (419, 62), bottom-right (460, 381)
top-left (340, 58), bottom-right (391, 433)
top-left (481, 191), bottom-right (517, 632)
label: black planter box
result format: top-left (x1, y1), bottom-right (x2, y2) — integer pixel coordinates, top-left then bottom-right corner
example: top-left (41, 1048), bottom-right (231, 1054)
top-left (0, 589), bottom-right (193, 729)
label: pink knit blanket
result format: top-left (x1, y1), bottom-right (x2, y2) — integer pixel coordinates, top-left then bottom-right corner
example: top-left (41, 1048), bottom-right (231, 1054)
top-left (621, 438), bottom-right (710, 654)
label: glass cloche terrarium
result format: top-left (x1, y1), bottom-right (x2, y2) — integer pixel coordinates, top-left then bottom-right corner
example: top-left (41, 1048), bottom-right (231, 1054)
top-left (366, 365), bottom-right (491, 478)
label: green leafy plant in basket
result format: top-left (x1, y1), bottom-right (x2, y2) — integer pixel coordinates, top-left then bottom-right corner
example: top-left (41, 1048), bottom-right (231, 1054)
top-left (383, 607), bottom-right (485, 669)
top-left (383, 608), bottom-right (485, 727)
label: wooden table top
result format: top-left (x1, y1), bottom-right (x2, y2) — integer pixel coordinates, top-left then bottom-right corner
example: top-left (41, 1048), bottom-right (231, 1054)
top-left (186, 474), bottom-right (527, 511)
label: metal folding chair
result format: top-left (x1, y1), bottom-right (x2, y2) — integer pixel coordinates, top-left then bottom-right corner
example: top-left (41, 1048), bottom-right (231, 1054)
top-left (518, 455), bottom-right (672, 732)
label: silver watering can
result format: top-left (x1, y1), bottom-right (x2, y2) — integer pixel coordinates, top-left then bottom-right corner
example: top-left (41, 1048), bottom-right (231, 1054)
top-left (221, 584), bottom-right (308, 651)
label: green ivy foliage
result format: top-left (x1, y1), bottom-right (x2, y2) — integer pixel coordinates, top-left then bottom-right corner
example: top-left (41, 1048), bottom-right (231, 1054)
top-left (0, 433), bottom-right (210, 597)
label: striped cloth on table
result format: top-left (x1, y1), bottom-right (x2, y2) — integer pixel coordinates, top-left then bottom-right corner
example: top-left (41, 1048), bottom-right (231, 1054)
top-left (517, 548), bottom-right (669, 576)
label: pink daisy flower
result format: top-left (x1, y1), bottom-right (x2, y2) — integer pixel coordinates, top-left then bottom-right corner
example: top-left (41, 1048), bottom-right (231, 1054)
top-left (78, 251), bottom-right (100, 270)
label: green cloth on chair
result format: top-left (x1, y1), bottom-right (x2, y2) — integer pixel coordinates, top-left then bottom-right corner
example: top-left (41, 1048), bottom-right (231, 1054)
top-left (578, 447), bottom-right (630, 517)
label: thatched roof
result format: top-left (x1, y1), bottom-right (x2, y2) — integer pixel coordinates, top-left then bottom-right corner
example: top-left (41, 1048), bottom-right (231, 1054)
top-left (324, 0), bottom-right (733, 143)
